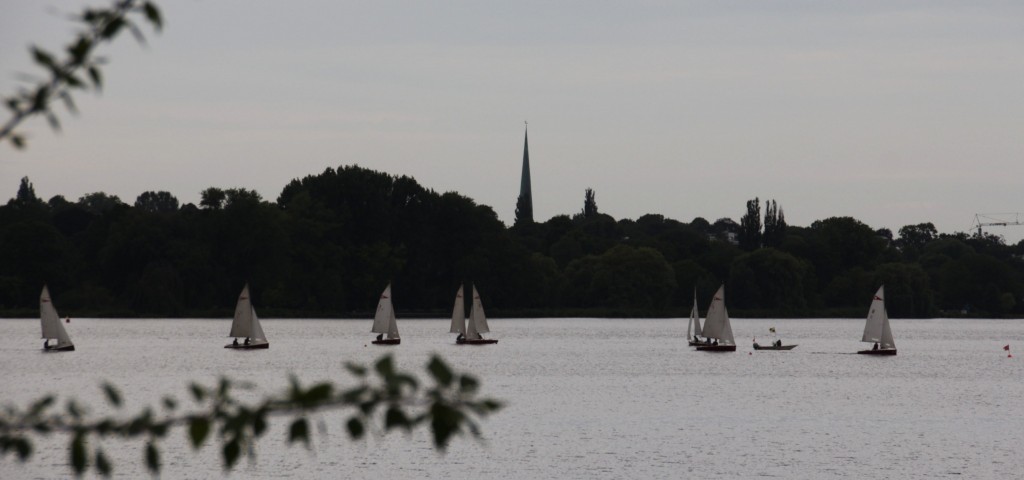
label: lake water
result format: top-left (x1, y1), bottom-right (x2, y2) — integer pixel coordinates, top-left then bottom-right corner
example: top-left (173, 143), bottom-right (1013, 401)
top-left (1, 317), bottom-right (1022, 479)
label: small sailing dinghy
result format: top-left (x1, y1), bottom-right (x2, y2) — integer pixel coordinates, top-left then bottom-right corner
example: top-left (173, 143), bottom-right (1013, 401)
top-left (753, 327), bottom-right (797, 350)
top-left (695, 285), bottom-right (736, 352)
top-left (371, 283), bottom-right (400, 345)
top-left (40, 285), bottom-right (74, 352)
top-left (451, 285), bottom-right (497, 345)
top-left (687, 288), bottom-right (704, 346)
top-left (225, 284), bottom-right (269, 349)
top-left (857, 285), bottom-right (896, 356)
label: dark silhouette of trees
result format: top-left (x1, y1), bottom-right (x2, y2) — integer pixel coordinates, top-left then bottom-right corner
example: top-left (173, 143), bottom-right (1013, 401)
top-left (763, 199), bottom-right (786, 248)
top-left (3, 168), bottom-right (1024, 318)
top-left (738, 197), bottom-right (762, 251)
top-left (582, 188), bottom-right (598, 219)
top-left (134, 191), bottom-right (179, 213)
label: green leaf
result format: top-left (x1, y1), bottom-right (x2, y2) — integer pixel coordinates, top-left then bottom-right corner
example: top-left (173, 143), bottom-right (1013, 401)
top-left (70, 434), bottom-right (87, 475)
top-left (305, 383), bottom-right (333, 404)
top-left (189, 383), bottom-right (206, 402)
top-left (66, 400), bottom-right (83, 419)
top-left (222, 438), bottom-right (241, 470)
top-left (68, 37), bottom-right (92, 64)
top-left (143, 2), bottom-right (163, 31)
top-left (384, 406), bottom-right (410, 431)
top-left (13, 438), bottom-right (31, 461)
top-left (65, 74), bottom-right (85, 89)
top-left (188, 418), bottom-right (210, 448)
top-left (252, 411), bottom-right (268, 437)
top-left (88, 66), bottom-right (102, 90)
top-left (288, 418), bottom-right (309, 448)
top-left (31, 47), bottom-right (56, 69)
top-left (375, 355), bottom-right (395, 378)
top-left (60, 91), bottom-right (78, 115)
top-left (45, 112), bottom-right (61, 132)
top-left (101, 17), bottom-right (125, 39)
top-left (127, 23), bottom-right (147, 46)
top-left (344, 362), bottom-right (367, 377)
top-left (29, 395), bottom-right (55, 415)
top-left (430, 404), bottom-right (462, 449)
top-left (95, 449), bottom-right (111, 477)
top-left (346, 418), bottom-right (364, 439)
top-left (459, 375), bottom-right (479, 394)
top-left (145, 442), bottom-right (159, 473)
top-left (31, 86), bottom-right (49, 112)
top-left (427, 356), bottom-right (454, 387)
top-left (101, 382), bottom-right (122, 408)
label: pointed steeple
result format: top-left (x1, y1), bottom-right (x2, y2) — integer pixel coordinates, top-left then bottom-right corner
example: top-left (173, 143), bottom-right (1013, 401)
top-left (515, 122), bottom-right (534, 225)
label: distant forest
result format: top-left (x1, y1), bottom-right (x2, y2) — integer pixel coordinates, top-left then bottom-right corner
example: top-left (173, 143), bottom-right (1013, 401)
top-left (2, 165), bottom-right (1022, 318)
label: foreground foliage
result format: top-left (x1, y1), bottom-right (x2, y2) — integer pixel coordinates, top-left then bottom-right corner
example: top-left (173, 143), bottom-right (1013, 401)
top-left (1, 0), bottom-right (162, 149)
top-left (0, 354), bottom-right (501, 476)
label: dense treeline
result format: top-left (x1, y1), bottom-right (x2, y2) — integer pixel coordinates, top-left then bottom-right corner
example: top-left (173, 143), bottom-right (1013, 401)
top-left (2, 166), bottom-right (1023, 318)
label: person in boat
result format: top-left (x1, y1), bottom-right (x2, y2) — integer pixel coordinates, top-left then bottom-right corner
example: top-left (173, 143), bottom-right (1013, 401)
top-left (456, 333), bottom-right (464, 342)
top-left (693, 335), bottom-right (700, 342)
top-left (712, 339), bottom-right (718, 346)
top-left (705, 337), bottom-right (711, 345)
top-left (775, 339), bottom-right (782, 347)
top-left (873, 342), bottom-right (879, 350)
top-left (376, 333), bottom-right (383, 341)
top-left (753, 341), bottom-right (760, 348)
top-left (43, 339), bottom-right (48, 349)
top-left (233, 338), bottom-right (238, 346)
top-left (244, 337), bottom-right (250, 346)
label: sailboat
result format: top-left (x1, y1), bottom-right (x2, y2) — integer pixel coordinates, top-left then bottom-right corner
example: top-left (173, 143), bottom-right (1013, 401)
top-left (40, 285), bottom-right (75, 352)
top-left (857, 285), bottom-right (896, 355)
top-left (450, 284), bottom-right (498, 345)
top-left (371, 283), bottom-right (400, 345)
top-left (687, 288), bottom-right (704, 346)
top-left (225, 284), bottom-right (269, 349)
top-left (695, 285), bottom-right (736, 352)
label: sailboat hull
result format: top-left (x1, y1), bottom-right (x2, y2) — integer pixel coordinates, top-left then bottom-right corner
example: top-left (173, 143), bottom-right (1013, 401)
top-left (753, 344), bottom-right (798, 350)
top-left (457, 338), bottom-right (498, 345)
top-left (225, 341), bottom-right (269, 349)
top-left (857, 348), bottom-right (896, 355)
top-left (372, 338), bottom-right (401, 345)
top-left (695, 344), bottom-right (736, 352)
top-left (43, 344), bottom-right (75, 352)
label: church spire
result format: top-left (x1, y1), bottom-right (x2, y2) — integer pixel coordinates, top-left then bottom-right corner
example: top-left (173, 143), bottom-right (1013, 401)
top-left (515, 122), bottom-right (534, 225)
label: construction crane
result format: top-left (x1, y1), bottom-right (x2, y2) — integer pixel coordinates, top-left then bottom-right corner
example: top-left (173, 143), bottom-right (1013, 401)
top-left (973, 213), bottom-right (1024, 236)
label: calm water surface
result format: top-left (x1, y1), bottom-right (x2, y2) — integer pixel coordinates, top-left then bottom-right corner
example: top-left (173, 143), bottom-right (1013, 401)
top-left (1, 317), bottom-right (1022, 479)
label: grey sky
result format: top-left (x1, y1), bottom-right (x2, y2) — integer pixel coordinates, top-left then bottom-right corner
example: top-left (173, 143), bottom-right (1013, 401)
top-left (2, 1), bottom-right (1023, 241)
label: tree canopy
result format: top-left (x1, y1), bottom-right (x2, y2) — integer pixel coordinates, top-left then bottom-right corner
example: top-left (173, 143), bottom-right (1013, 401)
top-left (4, 165), bottom-right (1024, 318)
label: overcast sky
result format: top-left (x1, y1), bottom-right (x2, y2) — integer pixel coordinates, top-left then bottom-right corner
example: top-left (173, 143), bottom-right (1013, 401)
top-left (2, 1), bottom-right (1023, 241)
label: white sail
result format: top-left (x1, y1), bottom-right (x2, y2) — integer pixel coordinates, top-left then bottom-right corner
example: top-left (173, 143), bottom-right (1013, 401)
top-left (700, 285), bottom-right (734, 345)
top-left (688, 289), bottom-right (702, 338)
top-left (229, 284), bottom-right (254, 338)
top-left (469, 285), bottom-right (490, 339)
top-left (250, 309), bottom-right (267, 341)
top-left (862, 285), bottom-right (895, 349)
top-left (40, 285), bottom-right (73, 347)
top-left (450, 285), bottom-right (466, 334)
top-left (371, 283), bottom-right (399, 339)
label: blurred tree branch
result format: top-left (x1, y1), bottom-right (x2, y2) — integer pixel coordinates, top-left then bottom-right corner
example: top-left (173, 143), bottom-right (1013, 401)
top-left (0, 0), bottom-right (163, 149)
top-left (0, 354), bottom-right (502, 477)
